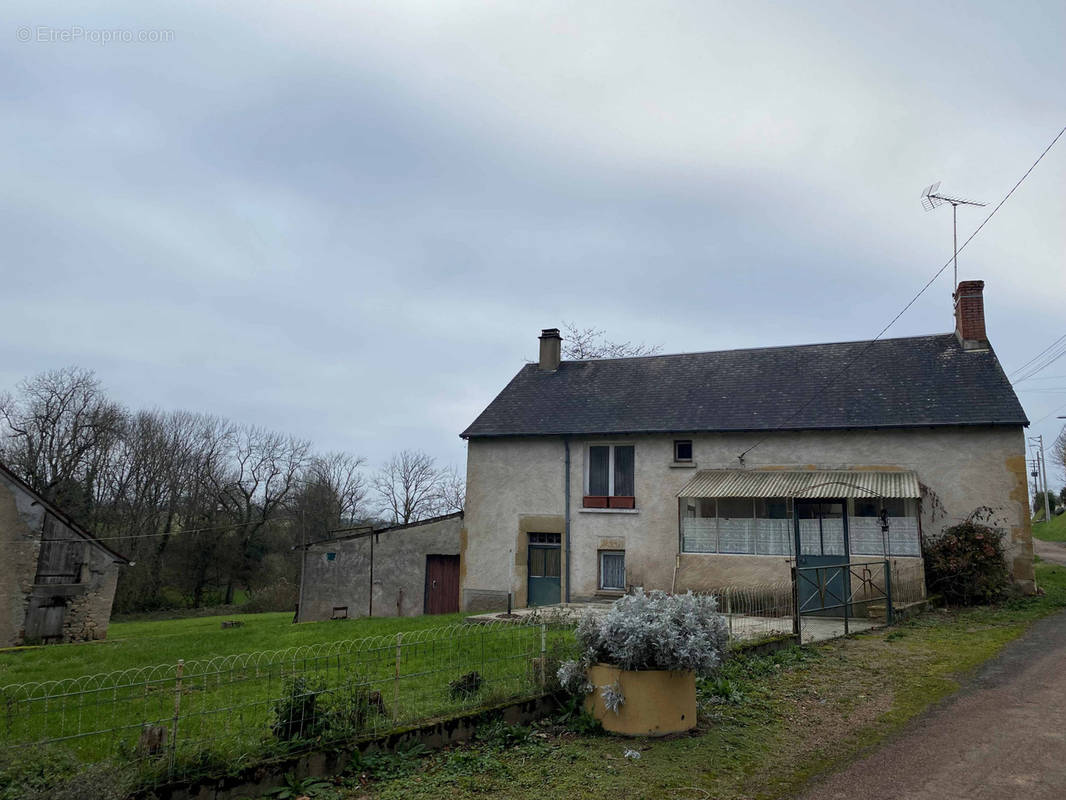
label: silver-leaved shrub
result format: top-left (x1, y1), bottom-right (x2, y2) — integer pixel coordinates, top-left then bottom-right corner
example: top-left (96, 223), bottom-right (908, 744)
top-left (557, 589), bottom-right (728, 693)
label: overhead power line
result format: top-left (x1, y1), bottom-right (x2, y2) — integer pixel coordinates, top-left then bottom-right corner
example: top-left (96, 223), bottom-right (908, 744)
top-left (1031, 401), bottom-right (1066, 426)
top-left (1009, 333), bottom-right (1066, 379)
top-left (738, 123), bottom-right (1066, 461)
top-left (45, 519), bottom-right (263, 544)
top-left (1010, 337), bottom-right (1066, 385)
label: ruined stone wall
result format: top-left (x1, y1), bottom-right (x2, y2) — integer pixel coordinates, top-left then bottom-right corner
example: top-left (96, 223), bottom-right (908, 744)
top-left (60, 548), bottom-right (120, 642)
top-left (0, 470), bottom-right (121, 646)
top-left (0, 472), bottom-right (44, 647)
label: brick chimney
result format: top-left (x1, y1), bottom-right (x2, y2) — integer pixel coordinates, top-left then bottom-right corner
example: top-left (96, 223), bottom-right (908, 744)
top-left (538, 328), bottom-right (561, 371)
top-left (954, 280), bottom-right (988, 349)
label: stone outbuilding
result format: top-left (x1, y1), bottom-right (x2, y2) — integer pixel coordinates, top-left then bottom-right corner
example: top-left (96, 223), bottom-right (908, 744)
top-left (459, 280), bottom-right (1033, 612)
top-left (0, 462), bottom-right (132, 646)
top-left (296, 512), bottom-right (462, 622)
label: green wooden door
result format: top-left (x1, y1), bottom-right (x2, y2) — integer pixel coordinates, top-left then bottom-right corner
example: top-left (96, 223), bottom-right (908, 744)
top-left (527, 534), bottom-right (561, 607)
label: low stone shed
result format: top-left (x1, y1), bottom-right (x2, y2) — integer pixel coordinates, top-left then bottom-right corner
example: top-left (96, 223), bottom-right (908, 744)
top-left (296, 512), bottom-right (462, 622)
top-left (0, 461), bottom-right (131, 646)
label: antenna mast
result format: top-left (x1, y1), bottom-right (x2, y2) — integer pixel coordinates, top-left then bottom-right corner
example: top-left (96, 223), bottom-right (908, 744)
top-left (920, 182), bottom-right (987, 291)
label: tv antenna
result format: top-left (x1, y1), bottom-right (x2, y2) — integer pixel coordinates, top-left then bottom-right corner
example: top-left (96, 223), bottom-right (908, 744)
top-left (921, 181), bottom-right (987, 291)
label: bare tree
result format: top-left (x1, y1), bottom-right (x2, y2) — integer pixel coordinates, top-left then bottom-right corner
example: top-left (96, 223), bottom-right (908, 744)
top-left (290, 452), bottom-right (369, 544)
top-left (372, 449), bottom-right (450, 525)
top-left (0, 367), bottom-right (126, 517)
top-left (1054, 425), bottom-right (1066, 476)
top-left (211, 425), bottom-right (311, 604)
top-left (435, 466), bottom-right (466, 514)
top-left (561, 322), bottom-right (662, 360)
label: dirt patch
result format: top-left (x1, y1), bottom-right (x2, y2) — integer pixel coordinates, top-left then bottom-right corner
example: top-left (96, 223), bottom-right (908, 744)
top-left (1034, 538), bottom-right (1066, 566)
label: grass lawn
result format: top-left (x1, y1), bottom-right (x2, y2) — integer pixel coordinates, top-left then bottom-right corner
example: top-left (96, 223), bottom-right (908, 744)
top-left (0, 611), bottom-right (468, 688)
top-left (1033, 511), bottom-right (1066, 542)
top-left (316, 561), bottom-right (1066, 800)
top-left (0, 609), bottom-right (575, 782)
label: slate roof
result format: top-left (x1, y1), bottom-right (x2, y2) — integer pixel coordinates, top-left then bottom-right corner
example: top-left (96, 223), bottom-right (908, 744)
top-left (461, 333), bottom-right (1027, 438)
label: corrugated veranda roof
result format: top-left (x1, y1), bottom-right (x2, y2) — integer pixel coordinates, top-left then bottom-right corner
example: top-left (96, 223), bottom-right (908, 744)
top-left (676, 469), bottom-right (921, 499)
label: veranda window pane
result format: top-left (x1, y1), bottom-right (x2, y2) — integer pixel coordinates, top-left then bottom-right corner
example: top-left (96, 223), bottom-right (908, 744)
top-left (613, 446), bottom-right (635, 496)
top-left (799, 518), bottom-right (823, 555)
top-left (588, 446), bottom-right (610, 496)
top-left (717, 498), bottom-right (754, 518)
top-left (821, 518), bottom-right (846, 556)
top-left (543, 547), bottom-right (561, 577)
top-left (755, 498), bottom-right (790, 519)
top-left (681, 516), bottom-right (717, 553)
top-left (718, 518), bottom-right (755, 553)
top-left (850, 517), bottom-right (887, 555)
top-left (855, 498), bottom-right (908, 517)
top-left (888, 517), bottom-right (921, 556)
top-left (755, 518), bottom-right (793, 555)
top-left (529, 547), bottom-right (546, 576)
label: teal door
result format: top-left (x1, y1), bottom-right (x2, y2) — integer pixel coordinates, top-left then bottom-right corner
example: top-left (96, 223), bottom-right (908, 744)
top-left (794, 501), bottom-right (851, 617)
top-left (527, 533), bottom-right (561, 607)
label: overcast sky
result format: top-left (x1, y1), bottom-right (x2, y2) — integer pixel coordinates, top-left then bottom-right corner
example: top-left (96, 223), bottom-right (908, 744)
top-left (2, 1), bottom-right (1064, 485)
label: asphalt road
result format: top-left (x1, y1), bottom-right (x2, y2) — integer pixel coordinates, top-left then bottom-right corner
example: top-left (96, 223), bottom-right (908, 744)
top-left (795, 604), bottom-right (1066, 800)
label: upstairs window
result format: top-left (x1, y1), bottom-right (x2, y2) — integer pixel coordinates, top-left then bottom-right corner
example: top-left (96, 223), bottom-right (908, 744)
top-left (585, 445), bottom-right (636, 508)
top-left (674, 440), bottom-right (693, 462)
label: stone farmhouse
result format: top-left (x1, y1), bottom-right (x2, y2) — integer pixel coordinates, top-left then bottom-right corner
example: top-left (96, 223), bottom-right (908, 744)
top-left (0, 461), bottom-right (131, 645)
top-left (459, 280), bottom-right (1032, 612)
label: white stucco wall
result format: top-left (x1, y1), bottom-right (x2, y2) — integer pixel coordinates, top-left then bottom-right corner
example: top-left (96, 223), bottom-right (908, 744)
top-left (461, 426), bottom-right (1033, 610)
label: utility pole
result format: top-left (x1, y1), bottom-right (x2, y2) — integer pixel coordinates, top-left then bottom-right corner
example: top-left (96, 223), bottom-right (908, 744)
top-left (1030, 435), bottom-right (1051, 522)
top-left (1040, 437), bottom-right (1051, 521)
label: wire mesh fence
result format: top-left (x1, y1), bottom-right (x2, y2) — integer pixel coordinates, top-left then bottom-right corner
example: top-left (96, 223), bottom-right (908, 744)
top-left (706, 557), bottom-right (928, 641)
top-left (0, 563), bottom-right (927, 787)
top-left (710, 583), bottom-right (798, 641)
top-left (0, 618), bottom-right (578, 785)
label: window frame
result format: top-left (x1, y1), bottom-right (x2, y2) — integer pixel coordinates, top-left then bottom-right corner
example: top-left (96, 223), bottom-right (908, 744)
top-left (584, 443), bottom-right (636, 499)
top-left (599, 550), bottom-right (626, 591)
top-left (673, 439), bottom-right (693, 462)
top-left (679, 496), bottom-right (796, 556)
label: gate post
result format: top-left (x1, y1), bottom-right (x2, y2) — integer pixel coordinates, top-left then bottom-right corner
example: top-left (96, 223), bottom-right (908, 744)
top-left (540, 624), bottom-right (547, 689)
top-left (884, 560), bottom-right (894, 625)
top-left (790, 566), bottom-right (801, 645)
top-left (393, 633), bottom-right (403, 722)
top-left (842, 569), bottom-right (850, 637)
top-left (169, 659), bottom-right (184, 776)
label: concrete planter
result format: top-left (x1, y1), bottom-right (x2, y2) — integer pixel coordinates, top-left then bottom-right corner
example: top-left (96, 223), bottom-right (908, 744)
top-left (585, 664), bottom-right (697, 736)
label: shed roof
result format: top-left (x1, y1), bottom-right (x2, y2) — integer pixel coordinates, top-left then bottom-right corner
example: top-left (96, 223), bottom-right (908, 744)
top-left (461, 333), bottom-right (1027, 438)
top-left (300, 511), bottom-right (464, 550)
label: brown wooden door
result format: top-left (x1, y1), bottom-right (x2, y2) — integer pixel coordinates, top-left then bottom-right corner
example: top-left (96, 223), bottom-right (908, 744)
top-left (24, 596), bottom-right (67, 642)
top-left (35, 515), bottom-right (84, 585)
top-left (424, 555), bottom-right (460, 614)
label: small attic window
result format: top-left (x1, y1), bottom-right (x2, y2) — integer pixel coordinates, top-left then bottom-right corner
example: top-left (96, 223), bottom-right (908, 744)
top-left (326, 552), bottom-right (336, 562)
top-left (674, 440), bottom-right (693, 462)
